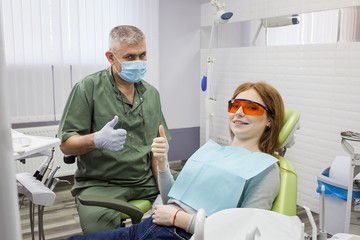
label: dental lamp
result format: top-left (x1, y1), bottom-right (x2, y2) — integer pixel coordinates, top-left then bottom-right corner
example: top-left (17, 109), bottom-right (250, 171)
top-left (252, 15), bottom-right (300, 46)
top-left (213, 2), bottom-right (233, 24)
top-left (262, 15), bottom-right (299, 28)
top-left (202, 0), bottom-right (233, 141)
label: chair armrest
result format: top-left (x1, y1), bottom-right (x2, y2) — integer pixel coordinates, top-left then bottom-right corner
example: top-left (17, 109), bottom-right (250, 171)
top-left (78, 195), bottom-right (146, 224)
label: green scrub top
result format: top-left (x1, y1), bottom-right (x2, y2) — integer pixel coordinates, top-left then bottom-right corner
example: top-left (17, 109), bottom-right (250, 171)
top-left (57, 67), bottom-right (170, 196)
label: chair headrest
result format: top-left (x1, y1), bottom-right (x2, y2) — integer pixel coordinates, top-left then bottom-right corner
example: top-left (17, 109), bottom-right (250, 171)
top-left (278, 109), bottom-right (300, 149)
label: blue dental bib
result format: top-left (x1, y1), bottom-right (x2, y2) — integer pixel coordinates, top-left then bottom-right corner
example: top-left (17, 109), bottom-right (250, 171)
top-left (168, 140), bottom-right (278, 216)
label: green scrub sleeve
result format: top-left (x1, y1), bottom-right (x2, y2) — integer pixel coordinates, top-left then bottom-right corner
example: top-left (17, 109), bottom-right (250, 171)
top-left (57, 81), bottom-right (93, 142)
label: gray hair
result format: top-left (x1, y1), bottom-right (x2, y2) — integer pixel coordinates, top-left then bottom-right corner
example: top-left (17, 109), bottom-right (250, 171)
top-left (109, 25), bottom-right (145, 51)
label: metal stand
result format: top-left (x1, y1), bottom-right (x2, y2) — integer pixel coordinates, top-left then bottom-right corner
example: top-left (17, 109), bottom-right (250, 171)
top-left (341, 137), bottom-right (360, 233)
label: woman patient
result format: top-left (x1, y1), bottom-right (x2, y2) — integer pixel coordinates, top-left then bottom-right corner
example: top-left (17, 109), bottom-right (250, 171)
top-left (64, 81), bottom-right (285, 240)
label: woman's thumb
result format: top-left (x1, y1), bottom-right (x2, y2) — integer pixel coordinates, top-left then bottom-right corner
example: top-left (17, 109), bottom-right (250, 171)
top-left (159, 125), bottom-right (166, 139)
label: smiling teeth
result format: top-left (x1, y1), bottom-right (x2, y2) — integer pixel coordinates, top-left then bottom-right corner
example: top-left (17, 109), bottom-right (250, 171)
top-left (234, 121), bottom-right (248, 124)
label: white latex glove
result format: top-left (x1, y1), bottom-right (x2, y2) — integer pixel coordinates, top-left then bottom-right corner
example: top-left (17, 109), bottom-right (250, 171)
top-left (94, 116), bottom-right (127, 151)
top-left (151, 125), bottom-right (169, 162)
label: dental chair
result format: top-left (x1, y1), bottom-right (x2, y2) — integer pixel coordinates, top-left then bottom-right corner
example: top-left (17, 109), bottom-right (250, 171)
top-left (191, 108), bottom-right (301, 240)
top-left (271, 108), bottom-right (300, 216)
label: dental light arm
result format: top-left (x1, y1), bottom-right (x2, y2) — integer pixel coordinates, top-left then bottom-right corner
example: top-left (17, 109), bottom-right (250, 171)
top-left (262, 15), bottom-right (299, 28)
top-left (202, 0), bottom-right (233, 141)
top-left (205, 0), bottom-right (233, 85)
top-left (252, 15), bottom-right (300, 46)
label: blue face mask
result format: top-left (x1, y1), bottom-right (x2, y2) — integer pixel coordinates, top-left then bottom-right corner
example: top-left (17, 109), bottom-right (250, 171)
top-left (119, 60), bottom-right (147, 83)
top-left (113, 54), bottom-right (147, 83)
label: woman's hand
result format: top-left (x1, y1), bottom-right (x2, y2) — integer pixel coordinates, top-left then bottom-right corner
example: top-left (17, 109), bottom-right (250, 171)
top-left (152, 205), bottom-right (177, 226)
top-left (152, 205), bottom-right (192, 231)
top-left (151, 125), bottom-right (169, 170)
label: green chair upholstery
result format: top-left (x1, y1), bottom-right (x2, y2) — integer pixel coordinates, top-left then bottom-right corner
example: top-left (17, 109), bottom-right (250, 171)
top-left (271, 108), bottom-right (300, 216)
top-left (78, 195), bottom-right (152, 225)
top-left (271, 156), bottom-right (297, 216)
top-left (279, 108), bottom-right (301, 156)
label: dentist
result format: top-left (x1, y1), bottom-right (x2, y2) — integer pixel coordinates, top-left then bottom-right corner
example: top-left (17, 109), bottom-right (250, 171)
top-left (57, 25), bottom-right (170, 234)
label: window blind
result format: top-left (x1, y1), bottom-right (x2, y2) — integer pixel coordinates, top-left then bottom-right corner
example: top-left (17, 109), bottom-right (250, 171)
top-left (1, 0), bottom-right (159, 123)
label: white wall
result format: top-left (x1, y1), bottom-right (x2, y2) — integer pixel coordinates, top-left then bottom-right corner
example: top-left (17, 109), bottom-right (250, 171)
top-left (0, 0), bottom-right (22, 237)
top-left (200, 0), bottom-right (360, 214)
top-left (159, 0), bottom-right (201, 129)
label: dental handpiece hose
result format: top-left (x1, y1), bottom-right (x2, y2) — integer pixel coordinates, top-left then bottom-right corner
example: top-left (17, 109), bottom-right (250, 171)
top-left (49, 178), bottom-right (70, 191)
top-left (45, 165), bottom-right (61, 187)
top-left (50, 178), bottom-right (60, 191)
top-left (36, 147), bottom-right (55, 181)
top-left (41, 160), bottom-right (54, 184)
top-left (33, 158), bottom-right (48, 178)
top-left (35, 157), bottom-right (51, 181)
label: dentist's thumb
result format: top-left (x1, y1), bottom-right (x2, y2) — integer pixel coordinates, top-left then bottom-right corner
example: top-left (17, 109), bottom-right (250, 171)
top-left (159, 125), bottom-right (167, 140)
top-left (108, 115), bottom-right (119, 128)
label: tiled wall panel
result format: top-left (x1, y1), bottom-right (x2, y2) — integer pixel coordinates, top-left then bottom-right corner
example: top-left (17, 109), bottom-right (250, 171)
top-left (200, 42), bottom-right (360, 212)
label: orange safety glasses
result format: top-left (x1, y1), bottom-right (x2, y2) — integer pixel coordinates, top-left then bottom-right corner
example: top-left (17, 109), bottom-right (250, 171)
top-left (228, 99), bottom-right (272, 116)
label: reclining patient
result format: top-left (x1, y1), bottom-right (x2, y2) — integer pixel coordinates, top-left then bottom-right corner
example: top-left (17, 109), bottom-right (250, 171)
top-left (64, 81), bottom-right (285, 240)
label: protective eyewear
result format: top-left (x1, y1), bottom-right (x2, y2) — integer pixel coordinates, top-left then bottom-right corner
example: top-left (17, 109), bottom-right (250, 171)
top-left (228, 99), bottom-right (272, 116)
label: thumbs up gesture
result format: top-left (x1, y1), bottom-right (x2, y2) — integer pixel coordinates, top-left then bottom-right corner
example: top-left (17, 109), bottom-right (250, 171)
top-left (151, 125), bottom-right (169, 163)
top-left (94, 116), bottom-right (127, 151)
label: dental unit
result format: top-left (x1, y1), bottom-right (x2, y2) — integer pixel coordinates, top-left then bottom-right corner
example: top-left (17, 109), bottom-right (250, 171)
top-left (201, 0), bottom-right (233, 141)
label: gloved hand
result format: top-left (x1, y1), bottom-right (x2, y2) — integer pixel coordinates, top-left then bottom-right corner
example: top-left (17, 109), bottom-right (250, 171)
top-left (94, 116), bottom-right (127, 151)
top-left (151, 125), bottom-right (169, 162)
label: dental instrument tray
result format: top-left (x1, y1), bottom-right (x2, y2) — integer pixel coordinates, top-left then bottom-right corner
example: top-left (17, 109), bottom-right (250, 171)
top-left (16, 172), bottom-right (56, 206)
top-left (12, 129), bottom-right (60, 160)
